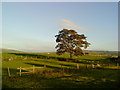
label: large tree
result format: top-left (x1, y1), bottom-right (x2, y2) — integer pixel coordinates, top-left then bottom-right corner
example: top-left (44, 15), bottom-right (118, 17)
top-left (55, 29), bottom-right (90, 59)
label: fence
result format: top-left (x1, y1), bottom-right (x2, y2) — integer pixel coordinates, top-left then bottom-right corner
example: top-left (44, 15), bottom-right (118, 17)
top-left (7, 65), bottom-right (46, 77)
top-left (17, 65), bottom-right (46, 76)
top-left (7, 63), bottom-right (120, 77)
top-left (7, 64), bottom-right (82, 77)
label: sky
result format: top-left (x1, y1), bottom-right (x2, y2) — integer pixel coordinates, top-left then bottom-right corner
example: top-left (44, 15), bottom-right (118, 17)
top-left (2, 2), bottom-right (118, 52)
top-left (1, 0), bottom-right (119, 2)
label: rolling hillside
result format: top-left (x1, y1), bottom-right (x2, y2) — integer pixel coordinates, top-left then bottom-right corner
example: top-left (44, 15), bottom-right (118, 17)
top-left (85, 50), bottom-right (118, 56)
top-left (1, 48), bottom-right (118, 56)
top-left (1, 49), bottom-right (24, 53)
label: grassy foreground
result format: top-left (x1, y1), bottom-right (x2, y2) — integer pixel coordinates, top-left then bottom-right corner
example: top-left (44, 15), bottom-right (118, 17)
top-left (2, 53), bottom-right (120, 89)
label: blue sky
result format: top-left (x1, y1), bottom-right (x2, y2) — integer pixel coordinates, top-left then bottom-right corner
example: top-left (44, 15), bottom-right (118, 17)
top-left (2, 2), bottom-right (118, 52)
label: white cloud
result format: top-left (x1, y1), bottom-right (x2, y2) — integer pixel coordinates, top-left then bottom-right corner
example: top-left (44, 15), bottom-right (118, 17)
top-left (60, 19), bottom-right (86, 30)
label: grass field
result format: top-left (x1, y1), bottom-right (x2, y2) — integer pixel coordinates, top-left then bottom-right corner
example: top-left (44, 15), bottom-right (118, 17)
top-left (2, 52), bottom-right (120, 89)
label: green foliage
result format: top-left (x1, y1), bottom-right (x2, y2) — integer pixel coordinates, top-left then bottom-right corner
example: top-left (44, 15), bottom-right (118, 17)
top-left (55, 29), bottom-right (90, 59)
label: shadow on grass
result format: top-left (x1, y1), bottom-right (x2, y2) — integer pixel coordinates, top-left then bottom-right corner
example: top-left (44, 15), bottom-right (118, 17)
top-left (24, 62), bottom-right (61, 69)
top-left (2, 67), bottom-right (31, 76)
top-left (7, 53), bottom-right (119, 65)
top-left (24, 62), bottom-right (120, 81)
top-left (9, 53), bottom-right (95, 66)
top-left (2, 68), bottom-right (19, 76)
top-left (10, 53), bottom-right (69, 61)
top-left (2, 67), bottom-right (120, 89)
top-left (9, 53), bottom-right (97, 65)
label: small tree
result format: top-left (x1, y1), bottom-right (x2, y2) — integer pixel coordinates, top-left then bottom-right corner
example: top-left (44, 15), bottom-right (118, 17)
top-left (55, 29), bottom-right (90, 59)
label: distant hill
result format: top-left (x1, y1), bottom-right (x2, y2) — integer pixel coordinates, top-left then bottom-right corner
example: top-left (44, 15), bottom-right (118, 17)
top-left (1, 48), bottom-right (118, 56)
top-left (1, 49), bottom-right (24, 53)
top-left (85, 50), bottom-right (118, 56)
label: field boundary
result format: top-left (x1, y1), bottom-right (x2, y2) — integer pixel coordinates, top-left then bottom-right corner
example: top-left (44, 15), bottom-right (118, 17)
top-left (17, 65), bottom-right (46, 76)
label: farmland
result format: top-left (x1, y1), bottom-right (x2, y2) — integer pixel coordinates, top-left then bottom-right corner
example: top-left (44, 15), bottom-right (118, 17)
top-left (2, 51), bottom-right (120, 89)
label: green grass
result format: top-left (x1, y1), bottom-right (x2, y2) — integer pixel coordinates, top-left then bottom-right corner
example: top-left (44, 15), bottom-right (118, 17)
top-left (2, 52), bottom-right (120, 89)
top-left (2, 68), bottom-right (119, 88)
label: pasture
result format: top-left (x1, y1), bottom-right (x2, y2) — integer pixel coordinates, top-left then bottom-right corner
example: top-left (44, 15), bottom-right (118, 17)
top-left (2, 52), bottom-right (120, 89)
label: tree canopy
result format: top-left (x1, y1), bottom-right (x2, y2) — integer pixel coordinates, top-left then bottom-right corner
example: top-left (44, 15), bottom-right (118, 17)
top-left (55, 29), bottom-right (90, 59)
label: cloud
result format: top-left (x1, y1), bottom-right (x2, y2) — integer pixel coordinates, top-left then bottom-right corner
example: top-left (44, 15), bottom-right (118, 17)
top-left (60, 19), bottom-right (86, 30)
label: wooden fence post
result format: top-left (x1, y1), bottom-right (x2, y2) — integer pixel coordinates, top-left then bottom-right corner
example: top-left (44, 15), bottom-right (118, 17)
top-left (44, 65), bottom-right (46, 68)
top-left (33, 65), bottom-right (35, 72)
top-left (61, 65), bottom-right (63, 69)
top-left (92, 64), bottom-right (95, 69)
top-left (62, 67), bottom-right (64, 72)
top-left (117, 63), bottom-right (119, 69)
top-left (108, 64), bottom-right (110, 69)
top-left (77, 64), bottom-right (79, 69)
top-left (86, 64), bottom-right (88, 69)
top-left (20, 67), bottom-right (21, 76)
top-left (7, 67), bottom-right (11, 77)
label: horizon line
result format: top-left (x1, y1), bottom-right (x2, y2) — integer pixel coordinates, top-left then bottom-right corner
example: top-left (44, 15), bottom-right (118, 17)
top-left (1, 48), bottom-right (119, 52)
